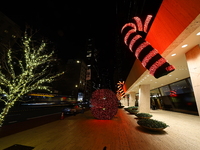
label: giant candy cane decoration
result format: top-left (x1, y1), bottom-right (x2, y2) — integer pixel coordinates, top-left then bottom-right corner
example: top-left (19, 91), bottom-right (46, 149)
top-left (116, 81), bottom-right (125, 99)
top-left (121, 15), bottom-right (175, 78)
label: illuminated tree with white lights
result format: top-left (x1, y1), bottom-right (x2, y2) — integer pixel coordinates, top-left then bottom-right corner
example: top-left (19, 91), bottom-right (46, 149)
top-left (0, 30), bottom-right (64, 127)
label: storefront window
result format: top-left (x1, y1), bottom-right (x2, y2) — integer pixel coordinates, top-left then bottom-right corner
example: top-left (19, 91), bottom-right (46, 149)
top-left (159, 85), bottom-right (170, 96)
top-left (152, 78), bottom-right (197, 114)
top-left (169, 79), bottom-right (191, 94)
top-left (150, 88), bottom-right (162, 109)
top-left (187, 78), bottom-right (194, 92)
top-left (150, 88), bottom-right (161, 97)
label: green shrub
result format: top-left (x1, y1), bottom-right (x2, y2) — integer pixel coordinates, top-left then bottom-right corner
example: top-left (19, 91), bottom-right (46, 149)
top-left (128, 110), bottom-right (139, 114)
top-left (124, 108), bottom-right (129, 111)
top-left (137, 119), bottom-right (169, 129)
top-left (124, 106), bottom-right (138, 111)
top-left (135, 113), bottom-right (152, 118)
top-left (128, 106), bottom-right (138, 110)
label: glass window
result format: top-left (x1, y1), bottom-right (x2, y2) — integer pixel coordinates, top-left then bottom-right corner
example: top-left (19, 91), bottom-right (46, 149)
top-left (159, 85), bottom-right (170, 96)
top-left (150, 88), bottom-right (161, 97)
top-left (187, 78), bottom-right (194, 91)
top-left (169, 79), bottom-right (191, 94)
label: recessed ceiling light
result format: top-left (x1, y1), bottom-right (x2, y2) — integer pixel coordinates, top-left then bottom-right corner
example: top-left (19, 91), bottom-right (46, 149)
top-left (196, 32), bottom-right (200, 36)
top-left (171, 53), bottom-right (176, 56)
top-left (182, 44), bottom-right (188, 48)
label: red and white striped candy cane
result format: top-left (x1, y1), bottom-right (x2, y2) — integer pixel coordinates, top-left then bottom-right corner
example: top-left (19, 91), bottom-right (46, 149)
top-left (121, 15), bottom-right (175, 78)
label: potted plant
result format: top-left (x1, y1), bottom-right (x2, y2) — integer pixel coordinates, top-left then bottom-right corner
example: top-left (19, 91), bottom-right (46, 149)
top-left (130, 106), bottom-right (138, 110)
top-left (124, 106), bottom-right (138, 111)
top-left (135, 113), bottom-right (152, 119)
top-left (137, 119), bottom-right (169, 131)
top-left (128, 109), bottom-right (139, 114)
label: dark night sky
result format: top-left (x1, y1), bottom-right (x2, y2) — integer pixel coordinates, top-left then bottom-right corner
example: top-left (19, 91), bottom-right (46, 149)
top-left (0, 0), bottom-right (163, 84)
top-left (0, 1), bottom-right (117, 61)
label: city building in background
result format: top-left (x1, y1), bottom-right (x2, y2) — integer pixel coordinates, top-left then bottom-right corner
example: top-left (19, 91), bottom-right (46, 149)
top-left (84, 38), bottom-right (100, 101)
top-left (0, 11), bottom-right (22, 55)
top-left (0, 12), bottom-right (22, 42)
top-left (53, 59), bottom-right (87, 101)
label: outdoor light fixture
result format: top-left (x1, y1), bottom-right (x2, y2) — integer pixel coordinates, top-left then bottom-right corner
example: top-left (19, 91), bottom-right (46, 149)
top-left (181, 44), bottom-right (188, 48)
top-left (196, 32), bottom-right (200, 36)
top-left (171, 53), bottom-right (176, 56)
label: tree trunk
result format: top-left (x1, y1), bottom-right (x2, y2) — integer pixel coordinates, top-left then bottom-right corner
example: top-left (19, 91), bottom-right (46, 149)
top-left (0, 103), bottom-right (11, 127)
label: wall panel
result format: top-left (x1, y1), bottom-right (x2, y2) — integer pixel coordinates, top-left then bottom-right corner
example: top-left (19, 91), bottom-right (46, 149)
top-left (146, 0), bottom-right (200, 54)
top-left (185, 45), bottom-right (200, 114)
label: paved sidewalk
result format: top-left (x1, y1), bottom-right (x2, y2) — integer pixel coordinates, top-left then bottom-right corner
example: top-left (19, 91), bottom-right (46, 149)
top-left (0, 109), bottom-right (200, 150)
top-left (0, 112), bottom-right (62, 138)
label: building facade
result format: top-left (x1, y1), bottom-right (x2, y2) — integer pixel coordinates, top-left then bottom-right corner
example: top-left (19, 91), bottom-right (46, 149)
top-left (0, 11), bottom-right (22, 53)
top-left (122, 0), bottom-right (200, 116)
top-left (84, 38), bottom-right (100, 101)
top-left (53, 59), bottom-right (87, 101)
